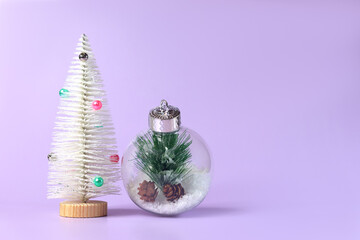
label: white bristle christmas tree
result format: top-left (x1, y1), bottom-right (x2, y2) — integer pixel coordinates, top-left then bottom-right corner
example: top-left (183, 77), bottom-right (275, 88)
top-left (47, 34), bottom-right (120, 218)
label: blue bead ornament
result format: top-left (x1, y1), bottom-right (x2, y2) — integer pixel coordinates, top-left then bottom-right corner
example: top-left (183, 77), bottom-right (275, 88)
top-left (59, 88), bottom-right (69, 98)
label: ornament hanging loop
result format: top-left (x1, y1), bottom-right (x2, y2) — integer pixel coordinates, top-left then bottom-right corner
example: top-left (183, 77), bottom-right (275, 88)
top-left (160, 99), bottom-right (168, 109)
top-left (160, 99), bottom-right (170, 115)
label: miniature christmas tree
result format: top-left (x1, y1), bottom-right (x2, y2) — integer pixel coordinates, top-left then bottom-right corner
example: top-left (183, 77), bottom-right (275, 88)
top-left (47, 34), bottom-right (120, 218)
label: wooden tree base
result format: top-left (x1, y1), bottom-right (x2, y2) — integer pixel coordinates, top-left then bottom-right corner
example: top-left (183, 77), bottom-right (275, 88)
top-left (60, 200), bottom-right (107, 218)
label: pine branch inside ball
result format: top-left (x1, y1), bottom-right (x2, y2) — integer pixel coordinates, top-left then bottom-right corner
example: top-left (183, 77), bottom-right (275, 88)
top-left (134, 130), bottom-right (192, 202)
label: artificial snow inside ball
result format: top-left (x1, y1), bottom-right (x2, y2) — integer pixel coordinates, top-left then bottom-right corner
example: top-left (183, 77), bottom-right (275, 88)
top-left (59, 88), bottom-right (69, 98)
top-left (110, 154), bottom-right (120, 163)
top-left (79, 52), bottom-right (88, 62)
top-left (93, 176), bottom-right (104, 187)
top-left (92, 100), bottom-right (102, 110)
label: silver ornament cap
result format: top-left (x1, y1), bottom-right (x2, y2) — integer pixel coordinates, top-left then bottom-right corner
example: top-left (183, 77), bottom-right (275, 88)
top-left (149, 100), bottom-right (181, 133)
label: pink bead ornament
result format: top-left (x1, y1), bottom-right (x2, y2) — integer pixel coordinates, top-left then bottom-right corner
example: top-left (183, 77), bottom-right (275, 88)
top-left (92, 100), bottom-right (102, 110)
top-left (110, 154), bottom-right (120, 163)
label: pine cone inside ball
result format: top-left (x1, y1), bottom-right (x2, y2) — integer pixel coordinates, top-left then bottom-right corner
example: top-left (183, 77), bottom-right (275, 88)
top-left (162, 183), bottom-right (185, 202)
top-left (137, 180), bottom-right (158, 202)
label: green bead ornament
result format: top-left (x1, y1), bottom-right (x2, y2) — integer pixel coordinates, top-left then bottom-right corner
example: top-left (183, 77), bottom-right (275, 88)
top-left (93, 176), bottom-right (104, 187)
top-left (59, 88), bottom-right (69, 98)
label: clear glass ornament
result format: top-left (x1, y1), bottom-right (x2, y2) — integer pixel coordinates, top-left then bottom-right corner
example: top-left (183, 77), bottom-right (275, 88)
top-left (122, 100), bottom-right (211, 215)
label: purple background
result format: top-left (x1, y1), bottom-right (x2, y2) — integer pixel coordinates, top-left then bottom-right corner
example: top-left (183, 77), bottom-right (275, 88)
top-left (0, 0), bottom-right (360, 239)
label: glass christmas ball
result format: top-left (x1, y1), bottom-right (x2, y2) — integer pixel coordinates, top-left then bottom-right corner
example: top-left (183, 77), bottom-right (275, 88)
top-left (121, 100), bottom-right (211, 215)
top-left (92, 100), bottom-right (102, 110)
